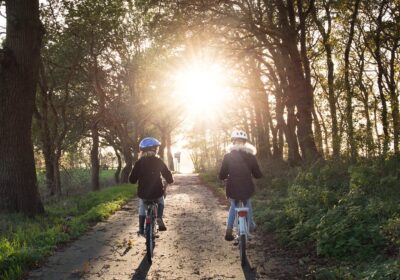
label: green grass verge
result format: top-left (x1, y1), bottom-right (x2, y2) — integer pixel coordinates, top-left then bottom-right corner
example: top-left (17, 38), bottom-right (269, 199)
top-left (198, 171), bottom-right (226, 199)
top-left (0, 183), bottom-right (136, 280)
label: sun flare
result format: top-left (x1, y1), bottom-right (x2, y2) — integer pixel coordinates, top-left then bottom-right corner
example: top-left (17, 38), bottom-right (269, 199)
top-left (173, 61), bottom-right (232, 119)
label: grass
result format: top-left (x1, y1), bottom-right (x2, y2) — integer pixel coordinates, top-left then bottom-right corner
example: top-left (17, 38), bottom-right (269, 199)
top-left (198, 171), bottom-right (227, 200)
top-left (0, 183), bottom-right (136, 280)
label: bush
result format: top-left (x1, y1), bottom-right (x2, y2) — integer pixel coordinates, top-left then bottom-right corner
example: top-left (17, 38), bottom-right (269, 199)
top-left (316, 203), bottom-right (386, 260)
top-left (252, 156), bottom-right (400, 275)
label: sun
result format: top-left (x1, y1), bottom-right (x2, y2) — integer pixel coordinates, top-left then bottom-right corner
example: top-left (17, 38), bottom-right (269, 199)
top-left (173, 61), bottom-right (232, 119)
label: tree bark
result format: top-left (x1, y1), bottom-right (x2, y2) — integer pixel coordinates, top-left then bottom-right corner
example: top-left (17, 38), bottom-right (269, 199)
top-left (120, 144), bottom-right (133, 183)
top-left (287, 105), bottom-right (302, 165)
top-left (52, 154), bottom-right (61, 196)
top-left (277, 0), bottom-right (320, 162)
top-left (250, 58), bottom-right (271, 158)
top-left (388, 42), bottom-right (400, 154)
top-left (91, 124), bottom-right (100, 191)
top-left (166, 132), bottom-right (174, 171)
top-left (0, 0), bottom-right (44, 215)
top-left (344, 0), bottom-right (361, 160)
top-left (311, 0), bottom-right (340, 157)
top-left (114, 147), bottom-right (121, 184)
top-left (374, 1), bottom-right (390, 156)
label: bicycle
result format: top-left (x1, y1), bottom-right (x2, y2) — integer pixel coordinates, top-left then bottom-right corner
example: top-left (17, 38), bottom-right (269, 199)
top-left (143, 200), bottom-right (158, 264)
top-left (233, 200), bottom-right (250, 266)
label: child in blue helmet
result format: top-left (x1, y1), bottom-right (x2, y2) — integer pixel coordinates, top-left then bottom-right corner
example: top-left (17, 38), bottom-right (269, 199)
top-left (129, 137), bottom-right (174, 235)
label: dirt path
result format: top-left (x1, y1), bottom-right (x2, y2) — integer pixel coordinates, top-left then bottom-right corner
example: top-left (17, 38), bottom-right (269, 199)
top-left (28, 174), bottom-right (302, 280)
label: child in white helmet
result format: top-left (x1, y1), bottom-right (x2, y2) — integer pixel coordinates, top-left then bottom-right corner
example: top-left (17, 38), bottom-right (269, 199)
top-left (218, 130), bottom-right (263, 241)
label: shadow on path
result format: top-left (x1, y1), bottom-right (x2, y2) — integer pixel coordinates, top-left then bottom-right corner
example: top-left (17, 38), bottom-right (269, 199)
top-left (131, 255), bottom-right (152, 280)
top-left (242, 256), bottom-right (257, 280)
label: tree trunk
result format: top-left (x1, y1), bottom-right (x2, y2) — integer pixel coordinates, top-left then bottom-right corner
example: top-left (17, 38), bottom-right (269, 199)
top-left (388, 43), bottom-right (400, 154)
top-left (43, 149), bottom-right (55, 195)
top-left (344, 0), bottom-right (361, 160)
top-left (166, 132), bottom-right (174, 171)
top-left (120, 144), bottom-right (133, 183)
top-left (311, 0), bottom-right (340, 157)
top-left (0, 0), bottom-right (44, 215)
top-left (277, 0), bottom-right (320, 163)
top-left (159, 129), bottom-right (167, 160)
top-left (114, 148), bottom-right (121, 184)
top-left (250, 58), bottom-right (271, 158)
top-left (356, 47), bottom-right (375, 157)
top-left (286, 105), bottom-right (302, 165)
top-left (91, 124), bottom-right (100, 191)
top-left (374, 1), bottom-right (390, 156)
top-left (312, 107), bottom-right (324, 157)
top-left (52, 155), bottom-right (61, 196)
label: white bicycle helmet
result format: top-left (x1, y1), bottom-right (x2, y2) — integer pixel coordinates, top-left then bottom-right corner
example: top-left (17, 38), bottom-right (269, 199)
top-left (231, 130), bottom-right (248, 141)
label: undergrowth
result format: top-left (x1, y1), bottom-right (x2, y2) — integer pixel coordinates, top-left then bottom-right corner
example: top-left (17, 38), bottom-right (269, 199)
top-left (202, 156), bottom-right (400, 279)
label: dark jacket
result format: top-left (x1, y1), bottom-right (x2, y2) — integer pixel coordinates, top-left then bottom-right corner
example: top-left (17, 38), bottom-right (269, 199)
top-left (218, 144), bottom-right (263, 200)
top-left (129, 155), bottom-right (174, 200)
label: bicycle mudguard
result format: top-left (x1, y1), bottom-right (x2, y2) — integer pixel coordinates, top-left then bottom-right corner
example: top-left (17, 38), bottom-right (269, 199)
top-left (235, 207), bottom-right (249, 217)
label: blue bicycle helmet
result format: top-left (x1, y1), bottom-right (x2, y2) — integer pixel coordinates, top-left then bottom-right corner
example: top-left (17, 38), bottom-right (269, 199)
top-left (139, 137), bottom-right (161, 150)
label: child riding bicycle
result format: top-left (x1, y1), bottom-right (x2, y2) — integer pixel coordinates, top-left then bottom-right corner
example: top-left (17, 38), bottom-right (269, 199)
top-left (129, 137), bottom-right (174, 235)
top-left (218, 130), bottom-right (263, 241)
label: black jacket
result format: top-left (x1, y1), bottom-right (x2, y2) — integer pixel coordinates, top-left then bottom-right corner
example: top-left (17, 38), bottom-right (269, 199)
top-left (129, 156), bottom-right (174, 200)
top-left (218, 145), bottom-right (263, 200)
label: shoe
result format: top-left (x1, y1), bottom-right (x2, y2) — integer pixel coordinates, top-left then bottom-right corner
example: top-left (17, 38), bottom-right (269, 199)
top-left (225, 228), bottom-right (234, 241)
top-left (157, 218), bottom-right (167, 231)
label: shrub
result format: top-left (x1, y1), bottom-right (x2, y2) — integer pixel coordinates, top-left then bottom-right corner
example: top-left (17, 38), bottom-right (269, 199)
top-left (316, 203), bottom-right (386, 260)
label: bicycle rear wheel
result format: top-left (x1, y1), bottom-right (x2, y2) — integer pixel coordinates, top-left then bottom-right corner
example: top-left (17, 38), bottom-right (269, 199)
top-left (146, 222), bottom-right (155, 263)
top-left (239, 234), bottom-right (246, 266)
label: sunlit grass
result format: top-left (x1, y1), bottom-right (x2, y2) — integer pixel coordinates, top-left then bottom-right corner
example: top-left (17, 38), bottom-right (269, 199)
top-left (0, 184), bottom-right (136, 280)
top-left (198, 171), bottom-right (225, 198)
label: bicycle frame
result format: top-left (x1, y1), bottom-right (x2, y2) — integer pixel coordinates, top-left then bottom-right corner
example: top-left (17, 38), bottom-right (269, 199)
top-left (236, 207), bottom-right (249, 237)
top-left (234, 201), bottom-right (249, 239)
top-left (234, 201), bottom-right (249, 266)
top-left (144, 201), bottom-right (158, 263)
top-left (145, 202), bottom-right (158, 225)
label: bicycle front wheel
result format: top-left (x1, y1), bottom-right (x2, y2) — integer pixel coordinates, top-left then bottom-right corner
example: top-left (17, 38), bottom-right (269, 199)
top-left (239, 234), bottom-right (246, 266)
top-left (146, 223), bottom-right (155, 263)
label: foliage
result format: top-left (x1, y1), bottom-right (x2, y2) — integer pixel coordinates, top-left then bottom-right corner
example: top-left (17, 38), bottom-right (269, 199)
top-left (198, 170), bottom-right (225, 198)
top-left (0, 184), bottom-right (136, 280)
top-left (251, 156), bottom-right (400, 276)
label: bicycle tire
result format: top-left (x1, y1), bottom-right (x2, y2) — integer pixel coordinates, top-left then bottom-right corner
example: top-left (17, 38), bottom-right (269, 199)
top-left (146, 221), bottom-right (154, 263)
top-left (239, 234), bottom-right (246, 266)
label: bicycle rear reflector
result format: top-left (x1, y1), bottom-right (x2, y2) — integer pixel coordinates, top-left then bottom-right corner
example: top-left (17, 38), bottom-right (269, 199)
top-left (238, 210), bottom-right (248, 217)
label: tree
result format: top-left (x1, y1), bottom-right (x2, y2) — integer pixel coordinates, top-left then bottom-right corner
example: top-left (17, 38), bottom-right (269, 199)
top-left (0, 0), bottom-right (44, 215)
